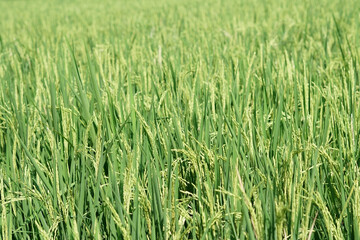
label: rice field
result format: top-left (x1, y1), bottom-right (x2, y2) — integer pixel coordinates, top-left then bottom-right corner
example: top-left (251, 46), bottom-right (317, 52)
top-left (1, 0), bottom-right (360, 239)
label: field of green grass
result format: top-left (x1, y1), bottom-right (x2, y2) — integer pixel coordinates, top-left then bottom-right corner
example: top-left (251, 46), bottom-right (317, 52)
top-left (1, 0), bottom-right (360, 239)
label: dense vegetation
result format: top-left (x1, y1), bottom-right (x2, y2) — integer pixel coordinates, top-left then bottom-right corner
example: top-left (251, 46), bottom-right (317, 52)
top-left (1, 0), bottom-right (360, 239)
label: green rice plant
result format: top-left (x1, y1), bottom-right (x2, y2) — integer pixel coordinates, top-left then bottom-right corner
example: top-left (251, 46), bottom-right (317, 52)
top-left (0, 0), bottom-right (360, 239)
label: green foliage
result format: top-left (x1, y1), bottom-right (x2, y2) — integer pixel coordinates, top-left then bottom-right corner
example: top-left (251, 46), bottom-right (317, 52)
top-left (0, 0), bottom-right (360, 239)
